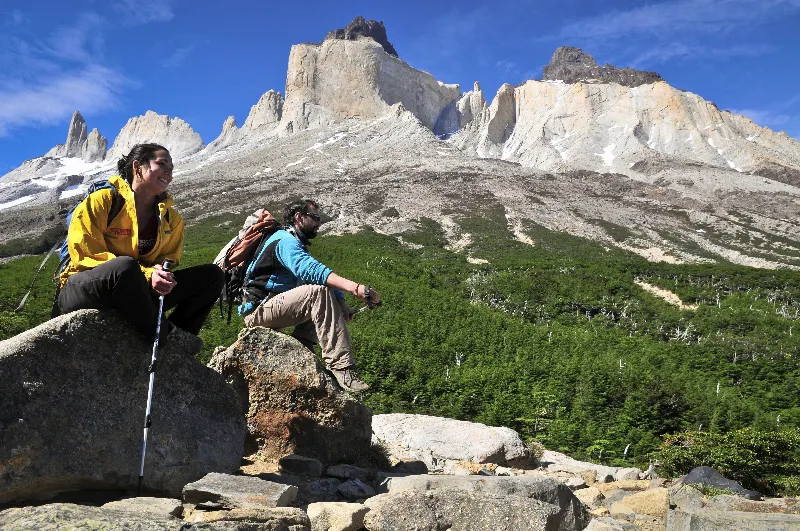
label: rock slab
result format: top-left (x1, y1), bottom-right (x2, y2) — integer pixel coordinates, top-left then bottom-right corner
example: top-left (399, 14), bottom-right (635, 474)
top-left (0, 310), bottom-right (246, 502)
top-left (667, 508), bottom-right (800, 530)
top-left (0, 503), bottom-right (180, 530)
top-left (371, 413), bottom-right (531, 469)
top-left (183, 472), bottom-right (298, 509)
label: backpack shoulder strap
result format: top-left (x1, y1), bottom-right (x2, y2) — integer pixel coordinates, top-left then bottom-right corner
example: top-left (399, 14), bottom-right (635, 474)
top-left (108, 187), bottom-right (125, 223)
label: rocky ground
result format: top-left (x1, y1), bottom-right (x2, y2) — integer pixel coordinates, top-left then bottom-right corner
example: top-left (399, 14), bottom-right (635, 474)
top-left (2, 310), bottom-right (798, 530)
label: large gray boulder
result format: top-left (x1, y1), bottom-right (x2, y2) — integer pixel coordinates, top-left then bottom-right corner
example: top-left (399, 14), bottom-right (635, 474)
top-left (0, 309), bottom-right (246, 502)
top-left (371, 413), bottom-right (531, 470)
top-left (379, 474), bottom-right (590, 531)
top-left (208, 327), bottom-right (372, 465)
top-left (681, 466), bottom-right (762, 499)
top-left (364, 489), bottom-right (563, 531)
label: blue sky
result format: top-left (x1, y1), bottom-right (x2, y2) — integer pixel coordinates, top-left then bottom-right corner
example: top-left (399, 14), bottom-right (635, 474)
top-left (1, 0), bottom-right (799, 174)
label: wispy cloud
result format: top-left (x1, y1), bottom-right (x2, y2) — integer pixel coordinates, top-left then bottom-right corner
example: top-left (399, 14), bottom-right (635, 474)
top-left (495, 60), bottom-right (540, 84)
top-left (0, 3), bottom-right (174, 139)
top-left (552, 0), bottom-right (796, 40)
top-left (547, 0), bottom-right (798, 65)
top-left (0, 12), bottom-right (125, 137)
top-left (630, 42), bottom-right (777, 66)
top-left (729, 108), bottom-right (792, 128)
top-left (5, 9), bottom-right (25, 26)
top-left (47, 12), bottom-right (105, 63)
top-left (162, 44), bottom-right (195, 68)
top-left (0, 65), bottom-right (125, 136)
top-left (405, 6), bottom-right (490, 83)
top-left (113, 0), bottom-right (175, 24)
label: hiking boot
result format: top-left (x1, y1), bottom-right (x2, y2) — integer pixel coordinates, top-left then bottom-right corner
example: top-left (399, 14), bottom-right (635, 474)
top-left (329, 366), bottom-right (370, 392)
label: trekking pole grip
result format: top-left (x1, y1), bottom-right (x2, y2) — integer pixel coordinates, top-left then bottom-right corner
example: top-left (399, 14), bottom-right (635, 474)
top-left (162, 259), bottom-right (174, 272)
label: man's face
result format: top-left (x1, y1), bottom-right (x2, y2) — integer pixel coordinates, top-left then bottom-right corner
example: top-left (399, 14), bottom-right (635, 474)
top-left (296, 205), bottom-right (322, 239)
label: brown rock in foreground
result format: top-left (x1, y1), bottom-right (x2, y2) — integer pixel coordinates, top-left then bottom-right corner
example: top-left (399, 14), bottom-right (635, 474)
top-left (209, 327), bottom-right (372, 465)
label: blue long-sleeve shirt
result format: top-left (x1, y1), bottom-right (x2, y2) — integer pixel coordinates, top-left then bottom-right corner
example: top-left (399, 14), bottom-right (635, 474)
top-left (239, 228), bottom-right (342, 315)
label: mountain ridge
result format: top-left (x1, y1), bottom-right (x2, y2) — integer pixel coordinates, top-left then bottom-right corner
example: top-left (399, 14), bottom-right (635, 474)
top-left (0, 17), bottom-right (798, 271)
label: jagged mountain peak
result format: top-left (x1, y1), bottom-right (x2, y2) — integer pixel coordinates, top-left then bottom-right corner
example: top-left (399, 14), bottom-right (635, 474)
top-left (324, 15), bottom-right (398, 58)
top-left (543, 46), bottom-right (663, 87)
top-left (106, 110), bottom-right (204, 161)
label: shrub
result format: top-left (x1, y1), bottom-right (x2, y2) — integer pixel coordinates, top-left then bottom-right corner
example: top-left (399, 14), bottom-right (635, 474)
top-left (659, 428), bottom-right (800, 495)
top-left (526, 439), bottom-right (546, 465)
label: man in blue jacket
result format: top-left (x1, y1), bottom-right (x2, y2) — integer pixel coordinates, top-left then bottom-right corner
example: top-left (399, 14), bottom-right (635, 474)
top-left (240, 199), bottom-right (380, 392)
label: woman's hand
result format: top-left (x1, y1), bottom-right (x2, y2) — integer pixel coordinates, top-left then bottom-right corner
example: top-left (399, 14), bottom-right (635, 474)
top-left (151, 264), bottom-right (176, 296)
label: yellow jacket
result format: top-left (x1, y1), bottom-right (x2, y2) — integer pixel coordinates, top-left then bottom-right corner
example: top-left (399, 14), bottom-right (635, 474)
top-left (59, 175), bottom-right (184, 288)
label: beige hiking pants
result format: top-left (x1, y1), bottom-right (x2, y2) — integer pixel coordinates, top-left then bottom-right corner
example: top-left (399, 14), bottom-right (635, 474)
top-left (243, 285), bottom-right (354, 369)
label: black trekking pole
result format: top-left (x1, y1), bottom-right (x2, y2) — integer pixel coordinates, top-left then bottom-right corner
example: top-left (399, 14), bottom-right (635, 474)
top-left (137, 258), bottom-right (174, 496)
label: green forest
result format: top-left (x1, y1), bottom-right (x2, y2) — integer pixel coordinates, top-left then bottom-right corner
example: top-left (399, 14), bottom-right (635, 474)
top-left (2, 205), bottom-right (798, 494)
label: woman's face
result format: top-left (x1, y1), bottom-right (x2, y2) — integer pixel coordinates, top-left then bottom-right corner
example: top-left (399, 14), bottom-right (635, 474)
top-left (133, 150), bottom-right (173, 195)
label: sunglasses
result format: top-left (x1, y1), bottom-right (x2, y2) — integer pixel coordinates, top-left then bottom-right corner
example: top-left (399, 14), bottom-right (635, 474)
top-left (304, 212), bottom-right (321, 222)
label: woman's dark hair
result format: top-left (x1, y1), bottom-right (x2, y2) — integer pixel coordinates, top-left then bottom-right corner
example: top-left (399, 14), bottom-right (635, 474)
top-left (283, 199), bottom-right (319, 225)
top-left (117, 143), bottom-right (169, 185)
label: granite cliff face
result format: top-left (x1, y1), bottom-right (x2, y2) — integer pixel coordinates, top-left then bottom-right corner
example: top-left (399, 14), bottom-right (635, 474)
top-left (241, 89), bottom-right (284, 135)
top-left (281, 33), bottom-right (459, 133)
top-left (106, 110), bottom-right (205, 161)
top-left (82, 128), bottom-right (108, 162)
top-left (451, 78), bottom-right (800, 180)
top-left (43, 111), bottom-right (108, 162)
top-left (543, 46), bottom-right (663, 87)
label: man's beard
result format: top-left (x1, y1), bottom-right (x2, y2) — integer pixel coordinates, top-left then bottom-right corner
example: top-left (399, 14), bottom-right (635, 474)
top-left (301, 225), bottom-right (319, 239)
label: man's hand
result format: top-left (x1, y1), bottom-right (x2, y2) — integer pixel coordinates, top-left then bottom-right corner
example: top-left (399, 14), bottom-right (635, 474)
top-left (358, 285), bottom-right (382, 308)
top-left (151, 264), bottom-right (176, 296)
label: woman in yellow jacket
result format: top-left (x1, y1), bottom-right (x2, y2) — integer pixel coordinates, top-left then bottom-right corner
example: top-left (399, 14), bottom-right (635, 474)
top-left (56, 143), bottom-right (223, 346)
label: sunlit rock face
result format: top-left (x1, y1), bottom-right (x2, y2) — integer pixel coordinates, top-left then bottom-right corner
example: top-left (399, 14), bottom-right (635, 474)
top-left (281, 35), bottom-right (459, 133)
top-left (106, 110), bottom-right (205, 161)
top-left (451, 78), bottom-right (800, 179)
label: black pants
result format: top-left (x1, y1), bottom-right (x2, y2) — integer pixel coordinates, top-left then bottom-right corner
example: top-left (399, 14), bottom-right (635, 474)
top-left (58, 257), bottom-right (224, 341)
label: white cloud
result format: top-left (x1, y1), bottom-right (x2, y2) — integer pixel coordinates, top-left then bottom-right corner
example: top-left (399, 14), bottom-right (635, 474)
top-left (631, 42), bottom-right (777, 66)
top-left (10, 9), bottom-right (24, 26)
top-left (729, 108), bottom-right (792, 128)
top-left (113, 0), bottom-right (175, 24)
top-left (47, 12), bottom-right (105, 63)
top-left (0, 11), bottom-right (137, 138)
top-left (162, 44), bottom-right (195, 68)
top-left (0, 65), bottom-right (125, 136)
top-left (547, 0), bottom-right (797, 65)
top-left (553, 0), bottom-right (796, 41)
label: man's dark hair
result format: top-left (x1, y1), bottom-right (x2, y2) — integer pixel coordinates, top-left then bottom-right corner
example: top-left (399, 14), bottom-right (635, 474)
top-left (117, 143), bottom-right (169, 185)
top-left (283, 199), bottom-right (319, 225)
